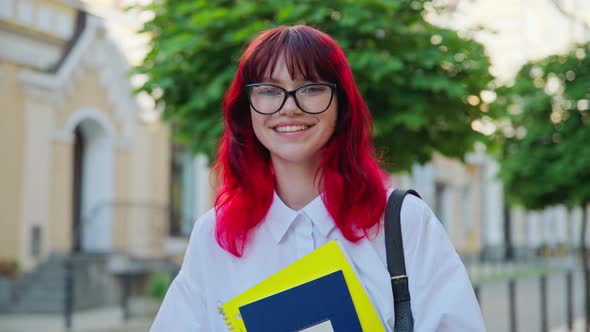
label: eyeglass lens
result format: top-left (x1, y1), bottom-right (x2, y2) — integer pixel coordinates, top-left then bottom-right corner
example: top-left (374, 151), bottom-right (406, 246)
top-left (248, 84), bottom-right (333, 114)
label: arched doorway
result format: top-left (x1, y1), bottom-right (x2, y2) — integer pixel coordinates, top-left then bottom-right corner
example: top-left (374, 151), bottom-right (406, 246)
top-left (71, 117), bottom-right (114, 252)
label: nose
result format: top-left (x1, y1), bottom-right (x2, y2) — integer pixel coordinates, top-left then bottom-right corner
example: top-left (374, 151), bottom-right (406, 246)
top-left (278, 94), bottom-right (302, 115)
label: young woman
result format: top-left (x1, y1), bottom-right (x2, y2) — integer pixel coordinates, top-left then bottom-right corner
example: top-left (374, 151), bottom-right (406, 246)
top-left (150, 25), bottom-right (485, 331)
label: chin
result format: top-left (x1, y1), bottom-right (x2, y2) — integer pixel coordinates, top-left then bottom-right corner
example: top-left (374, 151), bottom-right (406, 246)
top-left (271, 149), bottom-right (320, 165)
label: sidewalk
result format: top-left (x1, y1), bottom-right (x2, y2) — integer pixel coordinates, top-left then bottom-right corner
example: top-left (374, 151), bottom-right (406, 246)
top-left (550, 319), bottom-right (586, 332)
top-left (0, 305), bottom-right (586, 332)
top-left (0, 306), bottom-right (153, 332)
top-left (466, 255), bottom-right (579, 284)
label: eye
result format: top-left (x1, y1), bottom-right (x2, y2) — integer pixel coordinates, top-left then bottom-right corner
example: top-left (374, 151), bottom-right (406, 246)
top-left (299, 85), bottom-right (327, 95)
top-left (253, 86), bottom-right (283, 96)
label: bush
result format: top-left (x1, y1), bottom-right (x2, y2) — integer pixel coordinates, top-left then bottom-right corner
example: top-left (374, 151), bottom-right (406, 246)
top-left (0, 260), bottom-right (19, 278)
top-left (147, 271), bottom-right (171, 301)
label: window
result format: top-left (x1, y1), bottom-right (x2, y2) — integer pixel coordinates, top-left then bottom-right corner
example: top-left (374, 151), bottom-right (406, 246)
top-left (169, 145), bottom-right (195, 237)
top-left (31, 225), bottom-right (42, 257)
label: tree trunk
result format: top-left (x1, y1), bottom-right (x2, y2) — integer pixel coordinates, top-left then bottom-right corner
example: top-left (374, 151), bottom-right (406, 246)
top-left (581, 202), bottom-right (589, 330)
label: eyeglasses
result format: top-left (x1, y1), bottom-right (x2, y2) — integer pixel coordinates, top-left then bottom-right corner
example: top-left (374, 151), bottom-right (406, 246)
top-left (245, 83), bottom-right (336, 115)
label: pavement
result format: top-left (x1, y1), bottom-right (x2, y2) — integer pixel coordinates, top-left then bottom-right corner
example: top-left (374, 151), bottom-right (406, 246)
top-left (0, 306), bottom-right (152, 332)
top-left (0, 304), bottom-right (587, 332)
top-left (550, 319), bottom-right (587, 332)
top-left (0, 256), bottom-right (584, 332)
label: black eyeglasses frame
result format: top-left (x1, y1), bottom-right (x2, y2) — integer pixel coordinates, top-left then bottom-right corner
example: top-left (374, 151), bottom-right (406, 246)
top-left (244, 82), bottom-right (337, 115)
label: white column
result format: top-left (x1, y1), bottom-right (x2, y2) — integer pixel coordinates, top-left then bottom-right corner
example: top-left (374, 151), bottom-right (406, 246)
top-left (483, 159), bottom-right (504, 250)
top-left (554, 205), bottom-right (568, 244)
top-left (411, 162), bottom-right (435, 208)
top-left (541, 209), bottom-right (551, 246)
top-left (511, 207), bottom-right (527, 248)
top-left (192, 153), bottom-right (211, 225)
top-left (442, 185), bottom-right (454, 241)
top-left (461, 185), bottom-right (473, 245)
top-left (527, 211), bottom-right (541, 248)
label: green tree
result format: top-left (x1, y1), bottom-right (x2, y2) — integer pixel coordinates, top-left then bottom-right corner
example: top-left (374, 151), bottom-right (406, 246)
top-left (134, 0), bottom-right (493, 171)
top-left (495, 43), bottom-right (590, 328)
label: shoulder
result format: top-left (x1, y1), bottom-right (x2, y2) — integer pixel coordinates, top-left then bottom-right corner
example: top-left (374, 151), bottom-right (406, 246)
top-left (386, 188), bottom-right (433, 225)
top-left (191, 208), bottom-right (217, 240)
top-left (182, 208), bottom-right (219, 263)
top-left (400, 193), bottom-right (432, 224)
top-left (386, 188), bottom-right (442, 245)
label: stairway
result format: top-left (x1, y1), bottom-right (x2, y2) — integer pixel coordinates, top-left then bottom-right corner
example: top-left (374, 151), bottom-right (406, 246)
top-left (0, 253), bottom-right (121, 314)
top-left (1, 254), bottom-right (67, 313)
top-left (0, 253), bottom-right (179, 314)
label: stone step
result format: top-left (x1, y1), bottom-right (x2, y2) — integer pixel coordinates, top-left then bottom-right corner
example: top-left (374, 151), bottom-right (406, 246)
top-left (2, 253), bottom-right (176, 314)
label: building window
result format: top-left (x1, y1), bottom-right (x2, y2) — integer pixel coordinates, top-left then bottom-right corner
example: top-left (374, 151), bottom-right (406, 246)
top-left (169, 145), bottom-right (196, 237)
top-left (31, 225), bottom-right (42, 257)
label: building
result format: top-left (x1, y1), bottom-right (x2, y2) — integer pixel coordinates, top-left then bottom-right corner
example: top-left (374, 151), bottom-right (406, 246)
top-left (0, 0), bottom-right (176, 274)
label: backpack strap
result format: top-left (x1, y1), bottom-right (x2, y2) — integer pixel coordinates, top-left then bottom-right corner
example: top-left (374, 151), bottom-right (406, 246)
top-left (385, 189), bottom-right (421, 332)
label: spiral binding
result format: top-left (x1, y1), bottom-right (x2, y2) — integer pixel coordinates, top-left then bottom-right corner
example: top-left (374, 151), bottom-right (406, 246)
top-left (218, 303), bottom-right (236, 331)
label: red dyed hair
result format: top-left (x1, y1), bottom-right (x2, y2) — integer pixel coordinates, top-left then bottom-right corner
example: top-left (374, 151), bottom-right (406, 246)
top-left (214, 25), bottom-right (389, 257)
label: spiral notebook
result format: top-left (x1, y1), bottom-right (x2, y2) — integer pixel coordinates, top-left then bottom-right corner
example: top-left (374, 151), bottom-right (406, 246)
top-left (239, 270), bottom-right (362, 332)
top-left (218, 240), bottom-right (385, 332)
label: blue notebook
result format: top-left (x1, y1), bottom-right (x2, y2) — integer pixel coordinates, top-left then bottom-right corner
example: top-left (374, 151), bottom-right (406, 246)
top-left (238, 270), bottom-right (362, 332)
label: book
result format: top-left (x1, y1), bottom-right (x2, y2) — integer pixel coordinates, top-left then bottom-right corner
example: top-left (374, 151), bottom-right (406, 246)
top-left (239, 270), bottom-right (362, 332)
top-left (219, 240), bottom-right (385, 332)
top-left (297, 320), bottom-right (335, 332)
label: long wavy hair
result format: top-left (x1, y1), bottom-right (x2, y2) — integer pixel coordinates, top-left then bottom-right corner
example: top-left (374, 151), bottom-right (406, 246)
top-left (214, 25), bottom-right (389, 257)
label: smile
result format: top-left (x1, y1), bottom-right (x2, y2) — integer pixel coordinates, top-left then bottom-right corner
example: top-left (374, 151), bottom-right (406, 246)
top-left (273, 125), bottom-right (312, 133)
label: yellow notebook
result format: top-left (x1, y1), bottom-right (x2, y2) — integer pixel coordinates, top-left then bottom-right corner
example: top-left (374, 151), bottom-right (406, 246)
top-left (219, 240), bottom-right (385, 332)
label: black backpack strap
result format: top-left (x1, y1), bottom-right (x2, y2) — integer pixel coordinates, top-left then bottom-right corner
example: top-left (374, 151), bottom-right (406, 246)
top-left (385, 189), bottom-right (421, 332)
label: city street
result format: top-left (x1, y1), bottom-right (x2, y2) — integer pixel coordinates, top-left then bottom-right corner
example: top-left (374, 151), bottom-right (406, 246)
top-left (0, 268), bottom-right (586, 332)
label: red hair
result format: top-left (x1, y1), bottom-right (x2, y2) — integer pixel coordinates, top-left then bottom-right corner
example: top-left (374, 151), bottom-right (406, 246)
top-left (214, 25), bottom-right (389, 257)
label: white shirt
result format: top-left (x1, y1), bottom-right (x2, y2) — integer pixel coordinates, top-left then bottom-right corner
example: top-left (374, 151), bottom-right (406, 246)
top-left (150, 189), bottom-right (485, 331)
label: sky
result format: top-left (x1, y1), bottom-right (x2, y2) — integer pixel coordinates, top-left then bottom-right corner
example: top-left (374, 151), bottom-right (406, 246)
top-left (430, 0), bottom-right (590, 81)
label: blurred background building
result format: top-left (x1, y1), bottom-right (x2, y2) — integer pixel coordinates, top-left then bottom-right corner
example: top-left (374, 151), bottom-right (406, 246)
top-left (0, 1), bottom-right (589, 330)
top-left (0, 0), bottom-right (190, 314)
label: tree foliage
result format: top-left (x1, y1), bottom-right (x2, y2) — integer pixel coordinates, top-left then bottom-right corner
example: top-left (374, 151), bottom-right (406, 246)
top-left (494, 44), bottom-right (590, 209)
top-left (135, 0), bottom-right (493, 171)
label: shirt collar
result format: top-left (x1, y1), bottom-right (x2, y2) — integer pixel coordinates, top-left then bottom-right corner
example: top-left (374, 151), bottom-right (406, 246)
top-left (265, 192), bottom-right (336, 244)
top-left (300, 194), bottom-right (336, 239)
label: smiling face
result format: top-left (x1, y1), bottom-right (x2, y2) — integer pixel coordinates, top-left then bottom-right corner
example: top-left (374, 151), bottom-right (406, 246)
top-left (250, 54), bottom-right (338, 168)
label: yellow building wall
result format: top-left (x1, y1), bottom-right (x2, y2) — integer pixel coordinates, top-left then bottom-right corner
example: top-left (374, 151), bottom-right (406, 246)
top-left (2, 0), bottom-right (172, 269)
top-left (56, 72), bottom-right (121, 133)
top-left (112, 150), bottom-right (128, 253)
top-left (148, 123), bottom-right (170, 256)
top-left (0, 64), bottom-right (25, 263)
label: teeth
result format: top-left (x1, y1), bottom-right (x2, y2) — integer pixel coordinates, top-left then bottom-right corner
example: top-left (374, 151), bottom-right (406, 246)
top-left (274, 125), bottom-right (309, 133)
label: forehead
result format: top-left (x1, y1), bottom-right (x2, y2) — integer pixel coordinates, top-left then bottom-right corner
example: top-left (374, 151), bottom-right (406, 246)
top-left (248, 49), bottom-right (321, 84)
top-left (262, 54), bottom-right (308, 82)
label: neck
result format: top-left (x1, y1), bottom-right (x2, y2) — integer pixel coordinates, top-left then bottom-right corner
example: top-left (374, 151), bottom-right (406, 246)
top-left (273, 157), bottom-right (322, 211)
